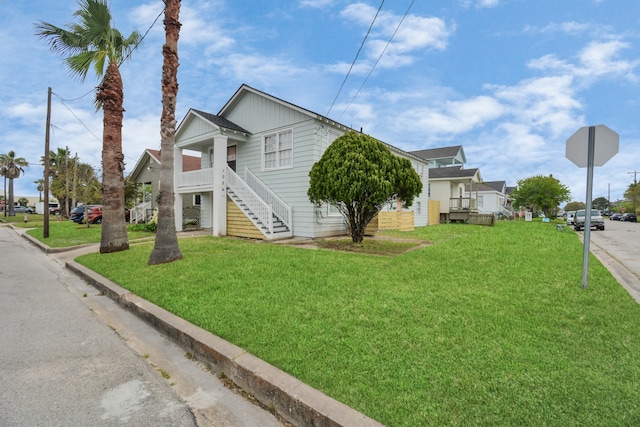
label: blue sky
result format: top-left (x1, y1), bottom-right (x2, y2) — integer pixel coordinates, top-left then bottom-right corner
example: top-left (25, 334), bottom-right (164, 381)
top-left (1, 0), bottom-right (639, 205)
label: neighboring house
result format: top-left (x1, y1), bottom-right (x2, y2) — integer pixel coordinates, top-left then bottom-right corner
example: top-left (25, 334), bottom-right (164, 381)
top-left (465, 180), bottom-right (512, 217)
top-left (410, 146), bottom-right (481, 223)
top-left (128, 148), bottom-right (201, 223)
top-left (410, 145), bottom-right (466, 168)
top-left (422, 165), bottom-right (481, 223)
top-left (173, 84), bottom-right (430, 240)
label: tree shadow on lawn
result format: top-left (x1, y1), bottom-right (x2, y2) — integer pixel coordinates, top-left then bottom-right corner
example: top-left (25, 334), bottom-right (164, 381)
top-left (286, 236), bottom-right (431, 256)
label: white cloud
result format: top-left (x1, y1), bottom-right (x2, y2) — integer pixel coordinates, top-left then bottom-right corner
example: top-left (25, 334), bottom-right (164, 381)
top-left (130, 1), bottom-right (234, 51)
top-left (299, 0), bottom-right (336, 8)
top-left (398, 96), bottom-right (504, 137)
top-left (338, 3), bottom-right (453, 70)
top-left (491, 75), bottom-right (582, 137)
top-left (207, 53), bottom-right (308, 87)
top-left (576, 40), bottom-right (638, 81)
top-left (458, 0), bottom-right (500, 9)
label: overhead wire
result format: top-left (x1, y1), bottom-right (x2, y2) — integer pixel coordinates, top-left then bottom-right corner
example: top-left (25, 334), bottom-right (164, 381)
top-left (326, 0), bottom-right (384, 118)
top-left (51, 92), bottom-right (102, 143)
top-left (339, 0), bottom-right (415, 120)
top-left (119, 6), bottom-right (165, 66)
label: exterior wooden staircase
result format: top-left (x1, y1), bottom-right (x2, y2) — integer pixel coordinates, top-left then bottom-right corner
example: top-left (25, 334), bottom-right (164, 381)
top-left (226, 166), bottom-right (292, 240)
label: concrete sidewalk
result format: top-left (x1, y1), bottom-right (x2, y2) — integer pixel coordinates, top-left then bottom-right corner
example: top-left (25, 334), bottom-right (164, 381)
top-left (13, 226), bottom-right (383, 427)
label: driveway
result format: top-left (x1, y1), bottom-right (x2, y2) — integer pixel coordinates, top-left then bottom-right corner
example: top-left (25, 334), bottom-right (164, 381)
top-left (581, 219), bottom-right (640, 303)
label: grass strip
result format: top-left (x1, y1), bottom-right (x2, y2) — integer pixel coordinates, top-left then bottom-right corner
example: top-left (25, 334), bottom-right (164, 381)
top-left (76, 221), bottom-right (640, 426)
top-left (7, 216), bottom-right (155, 247)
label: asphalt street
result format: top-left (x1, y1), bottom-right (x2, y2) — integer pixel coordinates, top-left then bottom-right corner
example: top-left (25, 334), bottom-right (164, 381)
top-left (576, 218), bottom-right (640, 302)
top-left (0, 225), bottom-right (283, 427)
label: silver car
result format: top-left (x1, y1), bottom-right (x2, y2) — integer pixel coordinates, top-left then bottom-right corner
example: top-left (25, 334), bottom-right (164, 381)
top-left (574, 209), bottom-right (605, 231)
top-left (13, 206), bottom-right (33, 214)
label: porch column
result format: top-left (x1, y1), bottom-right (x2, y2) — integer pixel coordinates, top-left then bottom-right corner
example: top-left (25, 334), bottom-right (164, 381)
top-left (212, 135), bottom-right (228, 236)
top-left (174, 147), bottom-right (183, 231)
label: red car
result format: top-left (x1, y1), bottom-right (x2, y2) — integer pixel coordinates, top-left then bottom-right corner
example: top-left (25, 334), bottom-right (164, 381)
top-left (86, 205), bottom-right (130, 224)
top-left (86, 205), bottom-right (103, 224)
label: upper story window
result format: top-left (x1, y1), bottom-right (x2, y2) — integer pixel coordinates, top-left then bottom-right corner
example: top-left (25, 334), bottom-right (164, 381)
top-left (263, 129), bottom-right (293, 170)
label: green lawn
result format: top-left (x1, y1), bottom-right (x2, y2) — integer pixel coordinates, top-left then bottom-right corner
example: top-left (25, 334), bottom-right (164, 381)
top-left (75, 221), bottom-right (640, 426)
top-left (8, 215), bottom-right (155, 247)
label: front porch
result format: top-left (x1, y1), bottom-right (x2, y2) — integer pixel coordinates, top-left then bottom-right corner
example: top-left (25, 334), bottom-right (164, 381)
top-left (447, 197), bottom-right (478, 222)
top-left (175, 165), bottom-right (293, 240)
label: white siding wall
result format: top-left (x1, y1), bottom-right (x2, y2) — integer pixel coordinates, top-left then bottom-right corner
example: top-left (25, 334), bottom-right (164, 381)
top-left (431, 181), bottom-right (451, 213)
top-left (466, 191), bottom-right (503, 214)
top-left (175, 115), bottom-right (216, 147)
top-left (224, 93), bottom-right (348, 238)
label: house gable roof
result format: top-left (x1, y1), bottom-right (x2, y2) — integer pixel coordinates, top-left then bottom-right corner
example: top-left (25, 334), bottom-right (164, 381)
top-left (483, 180), bottom-right (507, 193)
top-left (189, 83), bottom-right (427, 164)
top-left (465, 181), bottom-right (506, 193)
top-left (128, 149), bottom-right (201, 181)
top-left (191, 109), bottom-right (250, 134)
top-left (410, 145), bottom-right (466, 165)
top-left (219, 84), bottom-right (324, 123)
top-left (147, 149), bottom-right (201, 172)
top-left (429, 165), bottom-right (481, 180)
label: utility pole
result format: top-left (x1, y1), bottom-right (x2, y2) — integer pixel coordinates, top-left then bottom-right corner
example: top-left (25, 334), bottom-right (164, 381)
top-left (44, 87), bottom-right (52, 238)
top-left (629, 170), bottom-right (638, 213)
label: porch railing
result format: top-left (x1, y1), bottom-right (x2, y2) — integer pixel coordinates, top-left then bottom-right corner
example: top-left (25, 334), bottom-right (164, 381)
top-left (243, 167), bottom-right (292, 230)
top-left (176, 168), bottom-right (214, 190)
top-left (227, 166), bottom-right (275, 235)
top-left (449, 197), bottom-right (477, 212)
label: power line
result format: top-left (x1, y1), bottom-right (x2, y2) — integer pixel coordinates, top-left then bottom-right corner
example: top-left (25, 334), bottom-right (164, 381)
top-left (339, 0), bottom-right (415, 120)
top-left (120, 6), bottom-right (165, 66)
top-left (51, 92), bottom-right (102, 142)
top-left (326, 0), bottom-right (384, 118)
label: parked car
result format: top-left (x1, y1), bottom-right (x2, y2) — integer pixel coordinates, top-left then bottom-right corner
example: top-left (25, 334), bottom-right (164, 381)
top-left (85, 205), bottom-right (131, 224)
top-left (621, 213), bottom-right (637, 222)
top-left (609, 213), bottom-right (623, 221)
top-left (49, 207), bottom-right (61, 215)
top-left (13, 206), bottom-right (33, 214)
top-left (70, 205), bottom-right (93, 223)
top-left (574, 209), bottom-right (605, 231)
top-left (566, 211), bottom-right (576, 225)
top-left (86, 205), bottom-right (103, 224)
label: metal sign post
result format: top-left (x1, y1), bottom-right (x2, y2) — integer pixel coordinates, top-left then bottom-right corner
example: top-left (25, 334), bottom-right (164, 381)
top-left (566, 124), bottom-right (619, 289)
top-left (581, 127), bottom-right (595, 289)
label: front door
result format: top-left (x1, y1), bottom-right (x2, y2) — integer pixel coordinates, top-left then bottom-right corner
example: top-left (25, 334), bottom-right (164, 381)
top-left (227, 145), bottom-right (237, 172)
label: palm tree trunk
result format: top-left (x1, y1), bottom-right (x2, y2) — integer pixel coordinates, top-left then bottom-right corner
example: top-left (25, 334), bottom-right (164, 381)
top-left (149, 0), bottom-right (183, 265)
top-left (97, 61), bottom-right (129, 253)
top-left (8, 178), bottom-right (15, 216)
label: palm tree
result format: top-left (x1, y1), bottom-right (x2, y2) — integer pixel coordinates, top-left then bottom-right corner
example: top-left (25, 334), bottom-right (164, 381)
top-left (149, 0), bottom-right (183, 265)
top-left (35, 179), bottom-right (45, 202)
top-left (44, 147), bottom-right (72, 217)
top-left (0, 151), bottom-right (29, 216)
top-left (35, 0), bottom-right (141, 253)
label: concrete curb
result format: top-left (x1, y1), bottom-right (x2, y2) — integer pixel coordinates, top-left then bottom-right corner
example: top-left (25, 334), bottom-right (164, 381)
top-left (586, 239), bottom-right (640, 304)
top-left (18, 228), bottom-right (384, 427)
top-left (65, 261), bottom-right (383, 427)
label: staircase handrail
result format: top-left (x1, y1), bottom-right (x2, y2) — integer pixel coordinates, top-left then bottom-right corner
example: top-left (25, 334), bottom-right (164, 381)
top-left (227, 166), bottom-right (274, 235)
top-left (244, 167), bottom-right (292, 230)
top-left (131, 201), bottom-right (152, 223)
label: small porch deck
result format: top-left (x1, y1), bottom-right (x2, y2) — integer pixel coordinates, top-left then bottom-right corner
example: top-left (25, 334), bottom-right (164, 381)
top-left (447, 197), bottom-right (478, 222)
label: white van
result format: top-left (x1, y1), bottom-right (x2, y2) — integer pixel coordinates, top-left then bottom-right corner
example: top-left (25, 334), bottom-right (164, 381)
top-left (566, 211), bottom-right (576, 225)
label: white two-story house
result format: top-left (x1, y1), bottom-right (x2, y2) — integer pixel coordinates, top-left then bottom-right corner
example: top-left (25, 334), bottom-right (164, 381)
top-left (173, 84), bottom-right (430, 240)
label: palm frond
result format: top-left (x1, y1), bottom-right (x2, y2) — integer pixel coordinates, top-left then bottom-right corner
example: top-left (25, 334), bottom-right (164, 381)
top-left (35, 0), bottom-right (141, 82)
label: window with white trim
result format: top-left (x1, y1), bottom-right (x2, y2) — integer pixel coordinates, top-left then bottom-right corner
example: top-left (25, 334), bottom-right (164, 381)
top-left (263, 129), bottom-right (293, 170)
